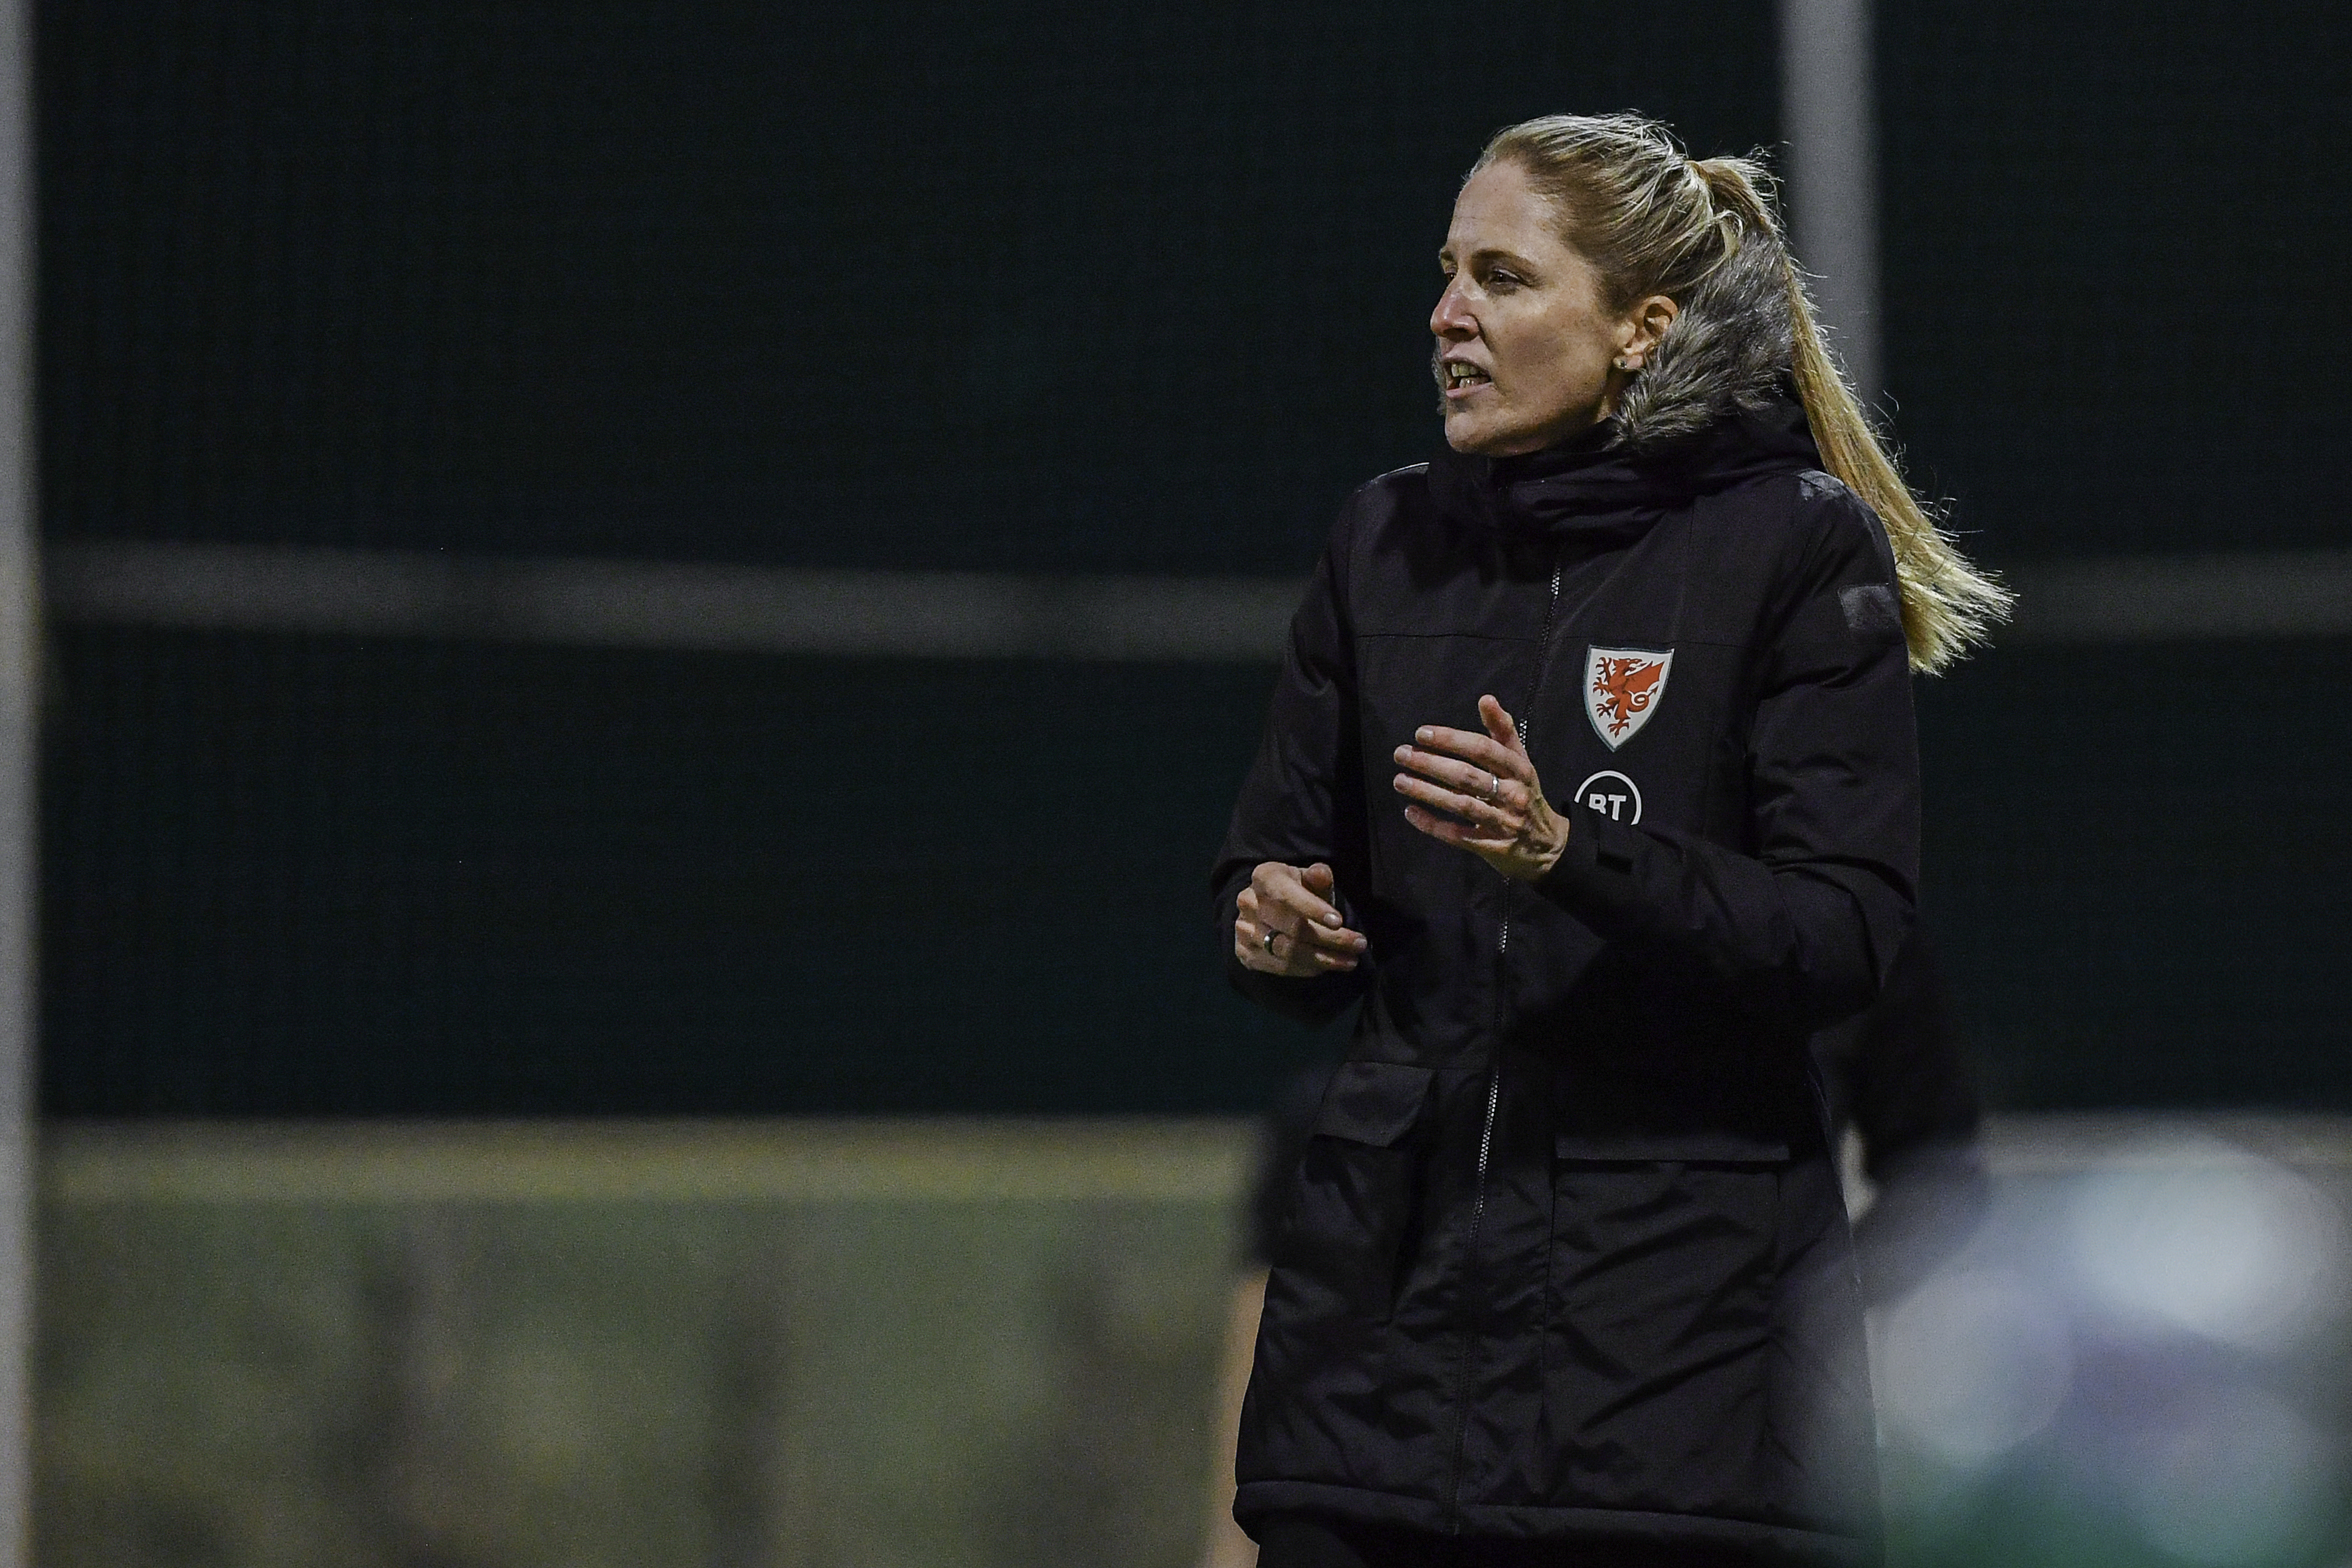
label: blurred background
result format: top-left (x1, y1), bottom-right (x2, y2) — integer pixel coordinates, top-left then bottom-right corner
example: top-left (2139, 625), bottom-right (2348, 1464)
top-left (14, 1), bottom-right (2352, 1565)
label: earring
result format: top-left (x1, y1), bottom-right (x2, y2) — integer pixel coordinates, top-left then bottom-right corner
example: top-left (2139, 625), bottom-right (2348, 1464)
top-left (1615, 357), bottom-right (1637, 371)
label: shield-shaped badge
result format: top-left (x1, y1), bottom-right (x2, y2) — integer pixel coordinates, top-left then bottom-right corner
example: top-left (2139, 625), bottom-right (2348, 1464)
top-left (1583, 646), bottom-right (1673, 750)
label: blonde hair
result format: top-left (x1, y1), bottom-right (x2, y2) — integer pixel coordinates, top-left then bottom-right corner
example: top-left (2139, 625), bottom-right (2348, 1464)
top-left (1473, 114), bottom-right (2009, 673)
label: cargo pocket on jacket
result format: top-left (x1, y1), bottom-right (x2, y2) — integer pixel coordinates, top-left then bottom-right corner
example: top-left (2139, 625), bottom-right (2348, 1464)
top-left (1275, 1060), bottom-right (1435, 1325)
top-left (1543, 1132), bottom-right (1788, 1512)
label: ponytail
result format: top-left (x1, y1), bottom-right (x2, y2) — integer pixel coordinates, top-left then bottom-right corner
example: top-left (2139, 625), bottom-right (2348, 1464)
top-left (1690, 159), bottom-right (2011, 673)
top-left (1478, 114), bottom-right (2009, 674)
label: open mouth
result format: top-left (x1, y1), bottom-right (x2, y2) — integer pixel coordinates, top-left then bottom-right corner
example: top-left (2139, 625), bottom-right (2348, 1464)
top-left (1441, 361), bottom-right (1493, 397)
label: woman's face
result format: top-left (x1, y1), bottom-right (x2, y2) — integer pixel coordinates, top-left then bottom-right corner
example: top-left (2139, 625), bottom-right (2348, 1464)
top-left (1431, 159), bottom-right (1637, 456)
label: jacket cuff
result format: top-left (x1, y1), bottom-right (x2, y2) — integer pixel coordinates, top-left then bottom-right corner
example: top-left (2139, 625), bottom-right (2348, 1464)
top-left (1223, 947), bottom-right (1365, 1024)
top-left (1532, 798), bottom-right (1647, 930)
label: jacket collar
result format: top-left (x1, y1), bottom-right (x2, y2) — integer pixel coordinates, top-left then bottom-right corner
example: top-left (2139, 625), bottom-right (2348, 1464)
top-left (1426, 396), bottom-right (1822, 539)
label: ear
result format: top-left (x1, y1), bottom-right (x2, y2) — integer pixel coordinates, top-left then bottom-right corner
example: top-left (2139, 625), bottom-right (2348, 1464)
top-left (1615, 295), bottom-right (1679, 371)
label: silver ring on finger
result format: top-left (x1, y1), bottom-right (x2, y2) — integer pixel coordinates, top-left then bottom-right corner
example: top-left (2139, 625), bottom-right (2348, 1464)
top-left (1486, 771), bottom-right (1500, 803)
top-left (1263, 928), bottom-right (1281, 956)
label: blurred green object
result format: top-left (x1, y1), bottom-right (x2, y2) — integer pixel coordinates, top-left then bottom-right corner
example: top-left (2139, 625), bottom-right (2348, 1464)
top-left (36, 1116), bottom-right (2352, 1568)
top-left (35, 1120), bottom-right (1253, 1568)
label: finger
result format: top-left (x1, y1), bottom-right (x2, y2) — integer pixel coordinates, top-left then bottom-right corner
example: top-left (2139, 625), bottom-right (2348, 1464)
top-left (1247, 922), bottom-right (1358, 972)
top-left (1393, 744), bottom-right (1523, 808)
top-left (1247, 869), bottom-right (1304, 936)
top-left (1392, 765), bottom-right (1479, 819)
top-left (1285, 926), bottom-right (1359, 971)
top-left (1393, 767), bottom-right (1514, 830)
top-left (1477, 695), bottom-right (1525, 756)
top-left (1240, 903), bottom-right (1298, 953)
top-left (1240, 920), bottom-right (1301, 970)
top-left (1291, 863), bottom-right (1356, 940)
top-left (1411, 724), bottom-right (1532, 784)
top-left (1250, 862), bottom-right (1298, 899)
top-left (1289, 917), bottom-right (1368, 954)
top-left (1402, 802), bottom-right (1490, 850)
top-left (1261, 873), bottom-right (1352, 940)
top-left (1251, 863), bottom-right (1366, 951)
top-left (1256, 894), bottom-right (1363, 954)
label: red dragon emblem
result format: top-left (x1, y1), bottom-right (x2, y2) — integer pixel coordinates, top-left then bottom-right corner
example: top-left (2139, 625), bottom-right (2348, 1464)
top-left (1583, 646), bottom-right (1674, 749)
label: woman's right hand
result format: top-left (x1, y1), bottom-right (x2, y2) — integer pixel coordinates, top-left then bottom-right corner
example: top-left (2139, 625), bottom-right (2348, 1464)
top-left (1235, 861), bottom-right (1368, 975)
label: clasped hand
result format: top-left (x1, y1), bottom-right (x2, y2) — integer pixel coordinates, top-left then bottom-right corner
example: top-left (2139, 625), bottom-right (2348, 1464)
top-left (1235, 695), bottom-right (1569, 976)
top-left (1392, 693), bottom-right (1570, 882)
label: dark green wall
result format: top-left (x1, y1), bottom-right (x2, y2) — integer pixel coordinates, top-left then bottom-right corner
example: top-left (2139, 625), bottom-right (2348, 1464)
top-left (43, 634), bottom-right (1317, 1114)
top-left (38, 1), bottom-right (2351, 1115)
top-left (1918, 640), bottom-right (2352, 1111)
top-left (41, 0), bottom-right (1776, 572)
top-left (1878, 0), bottom-right (2350, 561)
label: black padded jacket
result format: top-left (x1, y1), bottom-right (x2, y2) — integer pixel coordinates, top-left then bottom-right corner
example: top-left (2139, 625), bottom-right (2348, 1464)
top-left (1212, 402), bottom-right (1917, 1567)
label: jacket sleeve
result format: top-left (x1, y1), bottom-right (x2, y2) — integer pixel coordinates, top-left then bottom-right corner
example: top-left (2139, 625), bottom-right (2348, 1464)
top-left (1534, 486), bottom-right (1920, 1029)
top-left (1209, 512), bottom-right (1375, 1027)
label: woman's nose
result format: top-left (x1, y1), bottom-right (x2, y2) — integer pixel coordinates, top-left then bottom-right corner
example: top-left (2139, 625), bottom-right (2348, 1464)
top-left (1431, 282), bottom-right (1475, 340)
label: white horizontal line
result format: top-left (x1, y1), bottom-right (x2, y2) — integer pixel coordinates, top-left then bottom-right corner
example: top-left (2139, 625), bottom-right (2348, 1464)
top-left (43, 541), bottom-right (1305, 661)
top-left (1999, 549), bottom-right (2352, 643)
top-left (41, 541), bottom-right (2352, 657)
top-left (1981, 1112), bottom-right (2352, 1174)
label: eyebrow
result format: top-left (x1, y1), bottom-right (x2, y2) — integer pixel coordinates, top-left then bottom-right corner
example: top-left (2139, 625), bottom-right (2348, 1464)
top-left (1439, 243), bottom-right (1542, 272)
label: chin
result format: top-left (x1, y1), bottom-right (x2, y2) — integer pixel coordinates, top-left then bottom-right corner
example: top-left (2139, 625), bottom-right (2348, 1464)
top-left (1443, 414), bottom-right (1528, 457)
top-left (1442, 411), bottom-right (1503, 455)
top-left (1447, 404), bottom-right (1598, 458)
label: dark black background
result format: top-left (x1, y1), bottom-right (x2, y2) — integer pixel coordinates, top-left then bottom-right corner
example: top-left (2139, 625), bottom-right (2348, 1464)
top-left (39, 1), bottom-right (2351, 1115)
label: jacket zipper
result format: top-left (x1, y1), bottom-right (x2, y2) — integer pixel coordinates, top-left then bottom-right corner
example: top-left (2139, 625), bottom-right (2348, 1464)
top-left (1445, 553), bottom-right (1562, 1527)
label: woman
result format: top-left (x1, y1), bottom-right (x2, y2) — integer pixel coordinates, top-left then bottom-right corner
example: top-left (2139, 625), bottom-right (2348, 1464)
top-left (1211, 114), bottom-right (2006, 1568)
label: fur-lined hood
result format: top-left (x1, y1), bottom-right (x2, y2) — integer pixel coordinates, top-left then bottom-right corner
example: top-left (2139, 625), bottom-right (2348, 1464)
top-left (1603, 232), bottom-right (1797, 457)
top-left (1423, 235), bottom-right (1820, 537)
top-left (1425, 234), bottom-right (1818, 540)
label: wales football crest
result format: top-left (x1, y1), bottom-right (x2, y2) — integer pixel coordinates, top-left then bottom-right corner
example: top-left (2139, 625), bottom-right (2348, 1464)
top-left (1583, 646), bottom-right (1674, 750)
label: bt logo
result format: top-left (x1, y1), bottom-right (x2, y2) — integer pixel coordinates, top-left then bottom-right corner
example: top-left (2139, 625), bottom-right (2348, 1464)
top-left (1572, 769), bottom-right (1643, 824)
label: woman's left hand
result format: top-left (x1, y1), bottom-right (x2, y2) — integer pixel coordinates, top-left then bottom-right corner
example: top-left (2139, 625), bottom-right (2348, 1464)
top-left (1394, 694), bottom-right (1570, 883)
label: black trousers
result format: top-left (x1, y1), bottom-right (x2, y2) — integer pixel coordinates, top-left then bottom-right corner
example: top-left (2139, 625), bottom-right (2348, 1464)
top-left (1253, 1514), bottom-right (1766, 1568)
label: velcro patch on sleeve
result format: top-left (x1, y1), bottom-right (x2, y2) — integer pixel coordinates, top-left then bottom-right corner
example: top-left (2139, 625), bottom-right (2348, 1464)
top-left (1838, 582), bottom-right (1903, 638)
